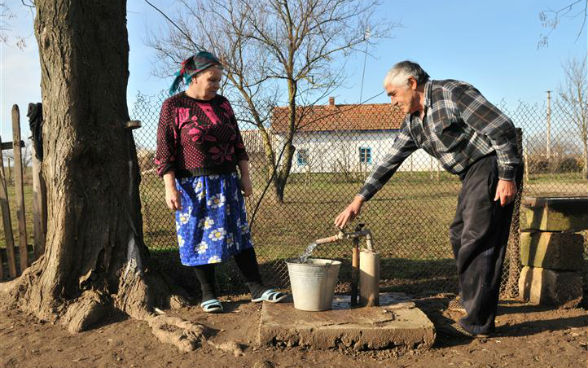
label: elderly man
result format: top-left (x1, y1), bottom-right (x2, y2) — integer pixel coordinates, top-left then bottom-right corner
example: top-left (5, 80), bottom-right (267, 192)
top-left (335, 61), bottom-right (521, 337)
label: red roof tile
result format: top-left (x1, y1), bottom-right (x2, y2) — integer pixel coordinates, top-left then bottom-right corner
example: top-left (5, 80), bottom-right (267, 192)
top-left (270, 100), bottom-right (406, 133)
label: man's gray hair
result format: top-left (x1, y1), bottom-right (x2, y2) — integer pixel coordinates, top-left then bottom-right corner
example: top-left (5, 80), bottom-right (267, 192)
top-left (383, 61), bottom-right (430, 88)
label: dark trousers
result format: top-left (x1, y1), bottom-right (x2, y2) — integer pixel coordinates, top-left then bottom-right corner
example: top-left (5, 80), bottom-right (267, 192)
top-left (449, 155), bottom-right (520, 334)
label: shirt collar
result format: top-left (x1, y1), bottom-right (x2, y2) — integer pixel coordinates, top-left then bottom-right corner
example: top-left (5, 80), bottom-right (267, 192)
top-left (423, 80), bottom-right (433, 108)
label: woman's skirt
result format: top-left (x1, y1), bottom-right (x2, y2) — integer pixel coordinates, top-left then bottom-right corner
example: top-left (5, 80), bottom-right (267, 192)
top-left (175, 172), bottom-right (253, 266)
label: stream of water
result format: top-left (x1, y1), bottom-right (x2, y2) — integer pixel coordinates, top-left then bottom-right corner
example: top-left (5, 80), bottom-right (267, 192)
top-left (298, 242), bottom-right (318, 263)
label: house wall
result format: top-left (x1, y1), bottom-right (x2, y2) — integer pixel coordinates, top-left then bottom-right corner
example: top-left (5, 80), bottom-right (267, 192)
top-left (273, 130), bottom-right (439, 174)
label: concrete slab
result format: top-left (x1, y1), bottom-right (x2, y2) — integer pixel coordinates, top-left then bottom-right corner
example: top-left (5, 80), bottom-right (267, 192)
top-left (258, 292), bottom-right (435, 351)
top-left (521, 196), bottom-right (588, 232)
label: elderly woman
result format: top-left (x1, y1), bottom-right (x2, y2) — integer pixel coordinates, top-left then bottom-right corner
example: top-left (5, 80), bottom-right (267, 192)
top-left (155, 51), bottom-right (286, 313)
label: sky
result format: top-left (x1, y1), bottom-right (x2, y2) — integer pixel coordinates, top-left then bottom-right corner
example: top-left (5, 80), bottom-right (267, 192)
top-left (1, 0), bottom-right (587, 139)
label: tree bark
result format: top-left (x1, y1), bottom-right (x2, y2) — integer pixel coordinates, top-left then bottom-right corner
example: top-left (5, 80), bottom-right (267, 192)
top-left (0, 0), bottom-right (208, 352)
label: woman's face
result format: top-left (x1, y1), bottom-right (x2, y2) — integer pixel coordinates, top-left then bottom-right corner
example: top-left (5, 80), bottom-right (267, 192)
top-left (190, 67), bottom-right (222, 100)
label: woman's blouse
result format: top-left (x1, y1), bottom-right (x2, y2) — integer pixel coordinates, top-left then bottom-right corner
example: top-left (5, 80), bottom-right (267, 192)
top-left (155, 93), bottom-right (249, 177)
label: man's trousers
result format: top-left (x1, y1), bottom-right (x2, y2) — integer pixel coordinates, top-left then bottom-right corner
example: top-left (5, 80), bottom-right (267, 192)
top-left (449, 154), bottom-right (521, 335)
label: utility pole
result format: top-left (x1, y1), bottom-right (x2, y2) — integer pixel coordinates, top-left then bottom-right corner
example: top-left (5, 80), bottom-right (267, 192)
top-left (546, 90), bottom-right (551, 160)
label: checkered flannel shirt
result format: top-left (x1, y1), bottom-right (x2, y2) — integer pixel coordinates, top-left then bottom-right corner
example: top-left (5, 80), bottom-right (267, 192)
top-left (359, 79), bottom-right (520, 201)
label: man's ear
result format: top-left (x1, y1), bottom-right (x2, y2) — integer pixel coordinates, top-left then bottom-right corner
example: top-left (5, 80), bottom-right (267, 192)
top-left (408, 76), bottom-right (418, 90)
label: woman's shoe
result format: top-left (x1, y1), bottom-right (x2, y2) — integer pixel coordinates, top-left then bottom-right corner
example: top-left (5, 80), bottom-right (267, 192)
top-left (251, 289), bottom-right (287, 303)
top-left (200, 299), bottom-right (223, 313)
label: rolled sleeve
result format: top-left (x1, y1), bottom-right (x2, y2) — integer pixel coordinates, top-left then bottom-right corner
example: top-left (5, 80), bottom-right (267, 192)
top-left (358, 126), bottom-right (417, 201)
top-left (154, 100), bottom-right (178, 177)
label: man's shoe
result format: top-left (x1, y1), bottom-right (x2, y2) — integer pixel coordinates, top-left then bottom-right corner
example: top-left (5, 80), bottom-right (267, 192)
top-left (447, 296), bottom-right (466, 314)
top-left (438, 321), bottom-right (491, 339)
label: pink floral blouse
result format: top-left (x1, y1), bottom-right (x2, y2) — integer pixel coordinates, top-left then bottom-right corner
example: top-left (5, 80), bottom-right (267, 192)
top-left (155, 93), bottom-right (249, 177)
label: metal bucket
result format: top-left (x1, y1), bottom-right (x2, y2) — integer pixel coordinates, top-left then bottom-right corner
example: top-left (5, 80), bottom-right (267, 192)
top-left (286, 258), bottom-right (341, 311)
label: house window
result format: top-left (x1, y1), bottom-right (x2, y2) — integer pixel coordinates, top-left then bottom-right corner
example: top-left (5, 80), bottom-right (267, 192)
top-left (359, 147), bottom-right (372, 164)
top-left (297, 149), bottom-right (308, 166)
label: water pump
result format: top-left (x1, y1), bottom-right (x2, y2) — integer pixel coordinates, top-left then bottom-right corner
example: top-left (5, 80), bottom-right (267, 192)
top-left (314, 224), bottom-right (380, 307)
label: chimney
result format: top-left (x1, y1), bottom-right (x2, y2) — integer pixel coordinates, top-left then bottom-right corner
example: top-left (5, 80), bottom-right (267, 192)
top-left (328, 96), bottom-right (335, 108)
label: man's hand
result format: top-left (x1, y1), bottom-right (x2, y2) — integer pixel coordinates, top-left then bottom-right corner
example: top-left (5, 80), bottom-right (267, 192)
top-left (494, 179), bottom-right (516, 207)
top-left (334, 195), bottom-right (365, 229)
top-left (165, 186), bottom-right (182, 211)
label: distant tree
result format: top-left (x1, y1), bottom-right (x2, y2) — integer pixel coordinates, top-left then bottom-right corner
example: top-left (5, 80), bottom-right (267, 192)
top-left (557, 58), bottom-right (588, 178)
top-left (538, 0), bottom-right (587, 48)
top-left (148, 0), bottom-right (391, 202)
top-left (0, 1), bottom-right (29, 49)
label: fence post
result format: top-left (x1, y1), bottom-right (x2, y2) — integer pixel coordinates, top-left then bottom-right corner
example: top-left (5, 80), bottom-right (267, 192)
top-left (0, 136), bottom-right (17, 278)
top-left (12, 105), bottom-right (28, 272)
top-left (31, 138), bottom-right (47, 259)
top-left (502, 128), bottom-right (524, 298)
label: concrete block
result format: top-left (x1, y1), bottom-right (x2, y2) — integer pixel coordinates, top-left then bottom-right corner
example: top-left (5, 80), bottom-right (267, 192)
top-left (519, 266), bottom-right (583, 307)
top-left (521, 196), bottom-right (588, 232)
top-left (520, 232), bottom-right (584, 271)
top-left (258, 293), bottom-right (435, 351)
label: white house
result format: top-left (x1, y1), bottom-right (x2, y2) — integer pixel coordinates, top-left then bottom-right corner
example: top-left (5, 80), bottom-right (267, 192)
top-left (266, 97), bottom-right (437, 174)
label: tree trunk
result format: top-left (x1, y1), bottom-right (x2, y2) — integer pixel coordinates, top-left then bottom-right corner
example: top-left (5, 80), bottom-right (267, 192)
top-left (583, 138), bottom-right (588, 180)
top-left (0, 0), bottom-right (208, 352)
top-left (273, 79), bottom-right (298, 203)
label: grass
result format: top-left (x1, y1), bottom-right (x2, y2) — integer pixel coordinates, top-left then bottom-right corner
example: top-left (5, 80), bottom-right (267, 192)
top-left (2, 169), bottom-right (586, 292)
top-left (139, 169), bottom-right (587, 290)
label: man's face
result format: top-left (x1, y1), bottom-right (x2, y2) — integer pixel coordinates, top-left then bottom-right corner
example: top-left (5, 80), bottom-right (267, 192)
top-left (385, 78), bottom-right (419, 115)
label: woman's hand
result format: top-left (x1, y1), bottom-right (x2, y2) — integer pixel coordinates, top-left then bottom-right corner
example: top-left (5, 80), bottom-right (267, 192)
top-left (163, 172), bottom-right (181, 210)
top-left (165, 186), bottom-right (182, 211)
top-left (238, 160), bottom-right (253, 197)
top-left (240, 176), bottom-right (253, 197)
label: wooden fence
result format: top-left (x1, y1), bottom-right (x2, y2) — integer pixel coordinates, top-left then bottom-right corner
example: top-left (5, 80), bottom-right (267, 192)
top-left (0, 104), bottom-right (47, 280)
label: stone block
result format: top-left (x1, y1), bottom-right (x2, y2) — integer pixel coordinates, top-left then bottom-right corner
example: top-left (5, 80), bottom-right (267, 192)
top-left (520, 232), bottom-right (584, 271)
top-left (518, 266), bottom-right (583, 307)
top-left (521, 196), bottom-right (588, 232)
top-left (258, 293), bottom-right (435, 351)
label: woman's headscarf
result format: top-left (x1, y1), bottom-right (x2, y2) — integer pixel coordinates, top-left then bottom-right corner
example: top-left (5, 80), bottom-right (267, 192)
top-left (169, 51), bottom-right (222, 95)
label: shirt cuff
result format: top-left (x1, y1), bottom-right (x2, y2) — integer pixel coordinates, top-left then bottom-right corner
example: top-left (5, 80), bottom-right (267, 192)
top-left (157, 163), bottom-right (176, 177)
top-left (498, 164), bottom-right (516, 181)
top-left (357, 186), bottom-right (374, 202)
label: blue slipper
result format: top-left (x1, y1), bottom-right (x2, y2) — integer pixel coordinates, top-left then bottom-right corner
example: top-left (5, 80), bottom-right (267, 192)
top-left (200, 299), bottom-right (223, 313)
top-left (251, 289), bottom-right (287, 303)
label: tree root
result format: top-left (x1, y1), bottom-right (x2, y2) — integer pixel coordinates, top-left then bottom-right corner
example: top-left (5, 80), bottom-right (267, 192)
top-left (207, 340), bottom-right (245, 357)
top-left (0, 260), bottom-right (225, 353)
top-left (62, 290), bottom-right (111, 333)
top-left (148, 314), bottom-right (209, 353)
top-left (114, 265), bottom-right (210, 352)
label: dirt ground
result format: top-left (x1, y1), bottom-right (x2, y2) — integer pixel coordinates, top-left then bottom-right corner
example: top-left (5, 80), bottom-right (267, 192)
top-left (1, 293), bottom-right (586, 368)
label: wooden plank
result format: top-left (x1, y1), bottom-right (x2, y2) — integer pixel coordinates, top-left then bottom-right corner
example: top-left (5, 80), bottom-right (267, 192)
top-left (0, 245), bottom-right (3, 280)
top-left (31, 140), bottom-right (46, 259)
top-left (0, 136), bottom-right (17, 277)
top-left (0, 141), bottom-right (24, 151)
top-left (12, 105), bottom-right (28, 272)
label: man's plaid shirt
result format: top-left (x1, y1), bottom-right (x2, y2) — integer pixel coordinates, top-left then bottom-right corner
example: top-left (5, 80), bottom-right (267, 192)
top-left (359, 79), bottom-right (520, 201)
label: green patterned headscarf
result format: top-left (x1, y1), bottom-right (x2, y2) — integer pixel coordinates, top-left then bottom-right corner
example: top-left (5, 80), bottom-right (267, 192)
top-left (169, 51), bottom-right (222, 95)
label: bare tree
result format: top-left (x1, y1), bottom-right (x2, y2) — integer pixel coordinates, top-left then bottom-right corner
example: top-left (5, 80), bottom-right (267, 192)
top-left (0, 1), bottom-right (29, 49)
top-left (557, 57), bottom-right (588, 179)
top-left (148, 0), bottom-right (391, 202)
top-left (0, 0), bottom-right (211, 353)
top-left (538, 0), bottom-right (588, 48)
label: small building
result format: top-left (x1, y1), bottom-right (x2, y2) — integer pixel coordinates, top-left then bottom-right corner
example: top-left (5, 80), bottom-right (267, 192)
top-left (269, 97), bottom-right (436, 174)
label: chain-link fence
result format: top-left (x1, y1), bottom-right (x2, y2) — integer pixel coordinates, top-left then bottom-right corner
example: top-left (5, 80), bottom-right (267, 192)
top-left (131, 92), bottom-right (588, 297)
